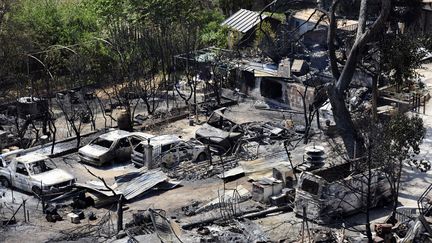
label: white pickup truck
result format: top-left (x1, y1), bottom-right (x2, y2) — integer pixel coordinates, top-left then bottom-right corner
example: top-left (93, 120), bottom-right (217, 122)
top-left (0, 153), bottom-right (76, 196)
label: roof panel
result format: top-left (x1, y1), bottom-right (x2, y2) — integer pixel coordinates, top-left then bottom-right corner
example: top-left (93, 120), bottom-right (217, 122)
top-left (222, 9), bottom-right (268, 34)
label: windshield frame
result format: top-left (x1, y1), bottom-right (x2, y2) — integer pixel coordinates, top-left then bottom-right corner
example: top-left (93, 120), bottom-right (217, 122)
top-left (27, 159), bottom-right (55, 175)
top-left (91, 137), bottom-right (114, 149)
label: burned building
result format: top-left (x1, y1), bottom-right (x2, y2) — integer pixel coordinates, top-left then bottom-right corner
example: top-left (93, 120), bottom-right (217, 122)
top-left (235, 59), bottom-right (315, 111)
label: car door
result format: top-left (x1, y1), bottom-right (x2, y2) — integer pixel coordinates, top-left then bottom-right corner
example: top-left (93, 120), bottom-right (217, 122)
top-left (14, 162), bottom-right (32, 192)
top-left (177, 142), bottom-right (193, 162)
top-left (115, 138), bottom-right (133, 162)
top-left (160, 143), bottom-right (176, 166)
top-left (129, 136), bottom-right (144, 148)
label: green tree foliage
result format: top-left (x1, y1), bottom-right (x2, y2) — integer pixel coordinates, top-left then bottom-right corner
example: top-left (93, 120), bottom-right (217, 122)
top-left (254, 21), bottom-right (276, 48)
top-left (0, 0), bottom-right (229, 98)
top-left (11, 0), bottom-right (100, 47)
top-left (199, 10), bottom-right (229, 48)
top-left (383, 113), bottom-right (425, 220)
top-left (384, 113), bottom-right (425, 162)
top-left (380, 34), bottom-right (426, 90)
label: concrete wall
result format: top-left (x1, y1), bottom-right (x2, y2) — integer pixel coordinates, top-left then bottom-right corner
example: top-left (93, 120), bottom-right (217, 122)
top-left (236, 72), bottom-right (315, 111)
top-left (285, 83), bottom-right (315, 111)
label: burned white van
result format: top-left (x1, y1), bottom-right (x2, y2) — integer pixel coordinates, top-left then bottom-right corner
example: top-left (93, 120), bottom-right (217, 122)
top-left (294, 163), bottom-right (392, 224)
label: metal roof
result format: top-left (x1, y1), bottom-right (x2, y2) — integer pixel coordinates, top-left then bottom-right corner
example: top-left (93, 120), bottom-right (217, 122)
top-left (222, 9), bottom-right (268, 33)
top-left (238, 60), bottom-right (279, 77)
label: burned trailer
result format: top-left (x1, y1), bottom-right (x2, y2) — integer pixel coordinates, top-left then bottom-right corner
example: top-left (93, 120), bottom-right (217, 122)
top-left (294, 163), bottom-right (392, 224)
top-left (16, 96), bottom-right (49, 119)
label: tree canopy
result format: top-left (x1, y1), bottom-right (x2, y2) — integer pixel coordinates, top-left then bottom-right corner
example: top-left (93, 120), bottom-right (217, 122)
top-left (0, 0), bottom-right (229, 101)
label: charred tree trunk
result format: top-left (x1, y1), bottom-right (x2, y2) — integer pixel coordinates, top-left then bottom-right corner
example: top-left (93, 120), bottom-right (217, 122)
top-left (372, 75), bottom-right (379, 120)
top-left (325, 0), bottom-right (391, 158)
top-left (49, 117), bottom-right (56, 155)
top-left (391, 158), bottom-right (404, 220)
top-left (327, 85), bottom-right (364, 157)
top-left (365, 144), bottom-right (373, 242)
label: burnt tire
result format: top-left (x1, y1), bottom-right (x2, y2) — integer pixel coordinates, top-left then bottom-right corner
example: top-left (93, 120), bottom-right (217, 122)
top-left (197, 153), bottom-right (207, 162)
top-left (0, 176), bottom-right (10, 188)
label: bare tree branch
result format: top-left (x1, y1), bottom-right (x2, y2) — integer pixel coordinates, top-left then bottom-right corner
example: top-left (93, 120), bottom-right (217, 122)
top-left (83, 164), bottom-right (117, 196)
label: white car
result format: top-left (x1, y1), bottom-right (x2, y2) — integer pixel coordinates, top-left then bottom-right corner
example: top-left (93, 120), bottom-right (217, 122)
top-left (131, 135), bottom-right (209, 168)
top-left (0, 153), bottom-right (76, 196)
top-left (78, 130), bottom-right (154, 166)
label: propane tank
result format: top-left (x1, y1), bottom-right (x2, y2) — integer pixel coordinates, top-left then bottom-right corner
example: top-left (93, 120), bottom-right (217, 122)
top-left (144, 141), bottom-right (154, 169)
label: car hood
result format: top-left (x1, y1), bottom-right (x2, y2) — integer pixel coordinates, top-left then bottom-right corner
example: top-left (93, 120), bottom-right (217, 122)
top-left (31, 168), bottom-right (75, 186)
top-left (79, 144), bottom-right (110, 158)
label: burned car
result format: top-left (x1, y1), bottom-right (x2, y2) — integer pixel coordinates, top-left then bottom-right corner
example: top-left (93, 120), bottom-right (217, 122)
top-left (132, 135), bottom-right (209, 168)
top-left (78, 130), bottom-right (154, 166)
top-left (0, 153), bottom-right (76, 196)
top-left (195, 107), bottom-right (243, 154)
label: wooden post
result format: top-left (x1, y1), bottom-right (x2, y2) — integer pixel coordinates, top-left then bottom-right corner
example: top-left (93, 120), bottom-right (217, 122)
top-left (301, 206), bottom-right (306, 243)
top-left (9, 172), bottom-right (14, 203)
top-left (304, 206), bottom-right (311, 241)
top-left (117, 195), bottom-right (123, 232)
top-left (417, 95), bottom-right (420, 112)
top-left (23, 199), bottom-right (26, 222)
top-left (208, 145), bottom-right (212, 165)
top-left (41, 181), bottom-right (45, 213)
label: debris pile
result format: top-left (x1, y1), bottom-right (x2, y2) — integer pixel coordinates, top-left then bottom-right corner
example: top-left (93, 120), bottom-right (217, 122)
top-left (165, 156), bottom-right (238, 180)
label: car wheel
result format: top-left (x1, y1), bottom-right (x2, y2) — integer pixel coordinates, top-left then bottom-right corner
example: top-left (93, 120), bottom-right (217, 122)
top-left (0, 177), bottom-right (10, 188)
top-left (197, 153), bottom-right (207, 162)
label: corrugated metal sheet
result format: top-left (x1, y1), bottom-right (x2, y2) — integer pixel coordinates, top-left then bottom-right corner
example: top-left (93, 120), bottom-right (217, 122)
top-left (239, 60), bottom-right (279, 77)
top-left (75, 169), bottom-right (172, 200)
top-left (222, 9), bottom-right (268, 33)
top-left (115, 169), bottom-right (168, 200)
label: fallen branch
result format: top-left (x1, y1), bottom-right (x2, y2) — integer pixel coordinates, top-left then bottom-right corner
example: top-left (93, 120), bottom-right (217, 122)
top-left (83, 165), bottom-right (117, 196)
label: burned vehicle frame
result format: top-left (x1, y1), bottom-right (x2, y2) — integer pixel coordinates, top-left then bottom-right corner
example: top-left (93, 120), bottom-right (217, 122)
top-left (132, 135), bottom-right (210, 168)
top-left (195, 107), bottom-right (243, 154)
top-left (0, 153), bottom-right (76, 196)
top-left (294, 163), bottom-right (392, 224)
top-left (78, 130), bottom-right (154, 166)
top-left (195, 107), bottom-right (297, 155)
